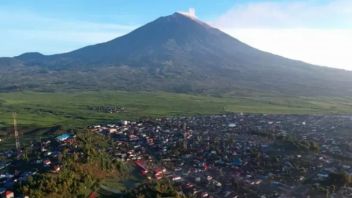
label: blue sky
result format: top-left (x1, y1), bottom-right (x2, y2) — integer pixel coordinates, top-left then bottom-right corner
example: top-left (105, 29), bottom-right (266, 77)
top-left (1, 0), bottom-right (351, 69)
top-left (0, 0), bottom-right (236, 55)
top-left (0, 0), bottom-right (235, 28)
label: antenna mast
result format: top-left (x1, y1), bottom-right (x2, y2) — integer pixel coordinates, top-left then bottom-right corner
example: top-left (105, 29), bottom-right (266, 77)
top-left (13, 112), bottom-right (21, 156)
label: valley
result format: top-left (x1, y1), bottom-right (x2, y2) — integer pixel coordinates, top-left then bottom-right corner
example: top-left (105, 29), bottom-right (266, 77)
top-left (0, 6), bottom-right (352, 197)
top-left (2, 91), bottom-right (352, 152)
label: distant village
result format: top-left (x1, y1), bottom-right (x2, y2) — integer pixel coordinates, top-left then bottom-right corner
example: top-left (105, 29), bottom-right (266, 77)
top-left (2, 113), bottom-right (352, 197)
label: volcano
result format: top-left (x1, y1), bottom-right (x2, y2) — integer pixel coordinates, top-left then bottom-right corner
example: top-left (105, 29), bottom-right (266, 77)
top-left (1, 12), bottom-right (352, 96)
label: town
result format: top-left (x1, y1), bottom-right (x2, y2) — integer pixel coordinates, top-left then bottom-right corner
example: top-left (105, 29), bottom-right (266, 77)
top-left (2, 113), bottom-right (352, 197)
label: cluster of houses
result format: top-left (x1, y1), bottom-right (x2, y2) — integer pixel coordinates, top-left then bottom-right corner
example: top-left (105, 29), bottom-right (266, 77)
top-left (2, 113), bottom-right (352, 197)
top-left (0, 133), bottom-right (76, 198)
top-left (91, 113), bottom-right (352, 197)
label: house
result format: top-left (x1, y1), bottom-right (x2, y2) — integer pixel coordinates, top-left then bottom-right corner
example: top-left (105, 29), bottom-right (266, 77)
top-left (228, 123), bottom-right (236, 128)
top-left (232, 158), bottom-right (242, 166)
top-left (135, 160), bottom-right (148, 175)
top-left (56, 133), bottom-right (71, 142)
top-left (154, 167), bottom-right (165, 180)
top-left (4, 191), bottom-right (14, 198)
top-left (52, 165), bottom-right (61, 173)
top-left (88, 192), bottom-right (97, 198)
top-left (43, 159), bottom-right (51, 166)
top-left (172, 176), bottom-right (182, 181)
top-left (109, 128), bottom-right (117, 133)
top-left (122, 120), bottom-right (129, 126)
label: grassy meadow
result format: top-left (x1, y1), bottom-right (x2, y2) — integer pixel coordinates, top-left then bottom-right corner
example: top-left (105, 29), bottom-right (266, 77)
top-left (0, 91), bottom-right (352, 128)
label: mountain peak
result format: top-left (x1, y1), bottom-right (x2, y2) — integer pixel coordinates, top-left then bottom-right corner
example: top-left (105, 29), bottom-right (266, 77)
top-left (159, 11), bottom-right (211, 30)
top-left (175, 8), bottom-right (197, 19)
top-left (163, 11), bottom-right (198, 22)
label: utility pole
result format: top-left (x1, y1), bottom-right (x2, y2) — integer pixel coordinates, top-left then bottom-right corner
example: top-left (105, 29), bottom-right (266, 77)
top-left (13, 112), bottom-right (21, 158)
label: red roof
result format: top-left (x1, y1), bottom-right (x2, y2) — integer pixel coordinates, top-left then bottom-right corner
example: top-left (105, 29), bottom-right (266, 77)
top-left (154, 167), bottom-right (164, 179)
top-left (154, 167), bottom-right (163, 173)
top-left (88, 192), bottom-right (97, 198)
top-left (5, 191), bottom-right (14, 197)
top-left (135, 160), bottom-right (147, 171)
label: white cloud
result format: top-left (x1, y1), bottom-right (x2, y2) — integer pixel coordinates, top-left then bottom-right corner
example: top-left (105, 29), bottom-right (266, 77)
top-left (221, 28), bottom-right (352, 70)
top-left (211, 0), bottom-right (352, 70)
top-left (212, 0), bottom-right (352, 29)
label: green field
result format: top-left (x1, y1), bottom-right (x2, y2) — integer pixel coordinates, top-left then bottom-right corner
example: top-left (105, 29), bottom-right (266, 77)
top-left (1, 91), bottom-right (352, 129)
top-left (1, 90), bottom-right (352, 149)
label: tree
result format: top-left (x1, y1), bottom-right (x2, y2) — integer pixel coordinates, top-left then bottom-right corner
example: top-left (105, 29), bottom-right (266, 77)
top-left (326, 172), bottom-right (352, 187)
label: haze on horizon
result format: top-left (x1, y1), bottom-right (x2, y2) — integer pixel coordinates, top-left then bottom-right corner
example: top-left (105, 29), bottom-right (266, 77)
top-left (0, 0), bottom-right (351, 70)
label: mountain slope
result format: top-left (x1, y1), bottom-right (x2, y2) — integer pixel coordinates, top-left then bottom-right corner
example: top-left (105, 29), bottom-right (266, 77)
top-left (1, 12), bottom-right (352, 96)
